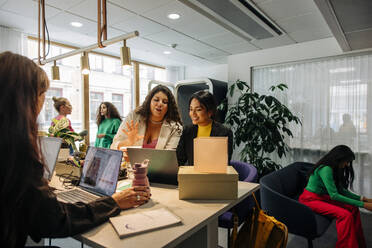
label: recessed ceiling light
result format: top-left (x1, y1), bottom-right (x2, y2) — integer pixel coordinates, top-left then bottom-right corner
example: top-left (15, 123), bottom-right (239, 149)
top-left (163, 51), bottom-right (171, 55)
top-left (167, 13), bottom-right (180, 20)
top-left (70, 22), bottom-right (83, 27)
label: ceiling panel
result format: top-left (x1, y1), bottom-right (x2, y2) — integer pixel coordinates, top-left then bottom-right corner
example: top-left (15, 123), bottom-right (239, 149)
top-left (289, 26), bottom-right (331, 43)
top-left (217, 42), bottom-right (258, 54)
top-left (45, 0), bottom-right (86, 11)
top-left (251, 34), bottom-right (294, 49)
top-left (2, 0), bottom-right (60, 20)
top-left (278, 11), bottom-right (328, 33)
top-left (346, 29), bottom-right (372, 50)
top-left (47, 12), bottom-right (97, 36)
top-left (143, 0), bottom-right (206, 29)
top-left (112, 16), bottom-right (167, 36)
top-left (200, 32), bottom-right (248, 47)
top-left (108, 0), bottom-right (174, 14)
top-left (144, 29), bottom-right (200, 46)
top-left (177, 40), bottom-right (227, 55)
top-left (0, 0), bottom-right (8, 7)
top-left (68, 1), bottom-right (135, 26)
top-left (198, 48), bottom-right (229, 59)
top-left (0, 9), bottom-right (37, 32)
top-left (255, 0), bottom-right (318, 22)
top-left (174, 17), bottom-right (228, 40)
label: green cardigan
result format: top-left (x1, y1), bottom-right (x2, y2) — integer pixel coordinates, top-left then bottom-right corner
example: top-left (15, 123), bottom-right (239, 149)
top-left (305, 165), bottom-right (363, 207)
top-left (95, 118), bottom-right (121, 148)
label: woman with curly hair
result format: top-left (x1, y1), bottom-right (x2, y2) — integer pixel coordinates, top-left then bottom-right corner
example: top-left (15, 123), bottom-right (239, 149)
top-left (111, 85), bottom-right (182, 150)
top-left (299, 145), bottom-right (372, 248)
top-left (95, 102), bottom-right (122, 148)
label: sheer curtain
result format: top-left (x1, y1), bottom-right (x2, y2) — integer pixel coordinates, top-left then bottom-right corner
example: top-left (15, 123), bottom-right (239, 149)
top-left (253, 53), bottom-right (372, 196)
top-left (0, 26), bottom-right (27, 54)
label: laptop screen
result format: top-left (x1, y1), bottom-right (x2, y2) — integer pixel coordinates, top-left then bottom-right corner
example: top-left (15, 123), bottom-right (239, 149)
top-left (80, 147), bottom-right (122, 196)
top-left (40, 136), bottom-right (62, 180)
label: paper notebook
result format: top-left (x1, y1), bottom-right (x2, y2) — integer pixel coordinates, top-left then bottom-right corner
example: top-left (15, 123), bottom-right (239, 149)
top-left (110, 208), bottom-right (182, 238)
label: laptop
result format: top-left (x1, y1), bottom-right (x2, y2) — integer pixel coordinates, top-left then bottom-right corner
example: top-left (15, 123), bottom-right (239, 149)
top-left (126, 148), bottom-right (179, 185)
top-left (40, 136), bottom-right (63, 180)
top-left (57, 146), bottom-right (123, 204)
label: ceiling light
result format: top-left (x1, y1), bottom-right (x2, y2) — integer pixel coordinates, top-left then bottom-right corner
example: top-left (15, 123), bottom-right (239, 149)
top-left (70, 22), bottom-right (83, 27)
top-left (120, 40), bottom-right (131, 67)
top-left (167, 13), bottom-right (180, 20)
top-left (80, 52), bottom-right (90, 75)
top-left (163, 51), bottom-right (171, 55)
top-left (51, 60), bottom-right (60, 80)
top-left (329, 67), bottom-right (355, 73)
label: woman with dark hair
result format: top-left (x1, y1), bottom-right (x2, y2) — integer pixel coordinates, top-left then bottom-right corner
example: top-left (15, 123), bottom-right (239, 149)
top-left (0, 52), bottom-right (150, 247)
top-left (111, 85), bottom-right (182, 150)
top-left (95, 102), bottom-right (122, 148)
top-left (299, 145), bottom-right (372, 248)
top-left (176, 90), bottom-right (233, 165)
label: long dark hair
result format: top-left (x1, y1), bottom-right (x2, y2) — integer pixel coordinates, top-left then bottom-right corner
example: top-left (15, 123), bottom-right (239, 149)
top-left (96, 102), bottom-right (122, 126)
top-left (136, 85), bottom-right (182, 125)
top-left (189, 90), bottom-right (217, 120)
top-left (309, 145), bottom-right (355, 190)
top-left (0, 52), bottom-right (49, 246)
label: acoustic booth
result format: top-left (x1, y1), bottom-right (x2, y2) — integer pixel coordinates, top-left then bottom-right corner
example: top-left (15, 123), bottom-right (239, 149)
top-left (174, 78), bottom-right (228, 126)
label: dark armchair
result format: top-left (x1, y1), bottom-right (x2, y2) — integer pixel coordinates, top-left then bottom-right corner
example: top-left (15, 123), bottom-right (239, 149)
top-left (260, 162), bottom-right (332, 248)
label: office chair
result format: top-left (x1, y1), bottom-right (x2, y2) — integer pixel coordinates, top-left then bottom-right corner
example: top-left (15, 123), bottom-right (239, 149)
top-left (218, 160), bottom-right (258, 248)
top-left (260, 162), bottom-right (332, 248)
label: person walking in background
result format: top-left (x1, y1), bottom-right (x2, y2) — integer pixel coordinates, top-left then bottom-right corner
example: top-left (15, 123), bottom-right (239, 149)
top-left (299, 145), bottom-right (372, 248)
top-left (176, 90), bottom-right (233, 165)
top-left (111, 85), bottom-right (182, 150)
top-left (95, 102), bottom-right (122, 148)
top-left (0, 52), bottom-right (150, 247)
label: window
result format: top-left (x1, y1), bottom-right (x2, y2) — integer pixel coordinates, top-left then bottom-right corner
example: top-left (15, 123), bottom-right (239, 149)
top-left (112, 93), bottom-right (124, 117)
top-left (139, 64), bottom-right (166, 104)
top-left (90, 92), bottom-right (104, 121)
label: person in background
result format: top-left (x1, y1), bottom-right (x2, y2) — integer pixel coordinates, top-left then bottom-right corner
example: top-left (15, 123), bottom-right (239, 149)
top-left (299, 145), bottom-right (372, 248)
top-left (0, 51), bottom-right (150, 247)
top-left (177, 90), bottom-right (233, 165)
top-left (111, 85), bottom-right (182, 150)
top-left (95, 102), bottom-right (122, 148)
top-left (51, 96), bottom-right (74, 132)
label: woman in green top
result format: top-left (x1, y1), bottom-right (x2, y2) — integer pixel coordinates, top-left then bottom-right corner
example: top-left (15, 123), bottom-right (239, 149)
top-left (299, 145), bottom-right (372, 248)
top-left (95, 102), bottom-right (122, 148)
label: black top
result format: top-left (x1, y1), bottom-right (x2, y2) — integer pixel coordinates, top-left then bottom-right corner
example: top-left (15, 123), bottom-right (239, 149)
top-left (176, 121), bottom-right (233, 165)
top-left (8, 178), bottom-right (120, 247)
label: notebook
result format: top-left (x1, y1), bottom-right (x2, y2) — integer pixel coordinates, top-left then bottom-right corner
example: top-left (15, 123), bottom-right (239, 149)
top-left (110, 207), bottom-right (182, 238)
top-left (40, 136), bottom-right (63, 180)
top-left (56, 146), bottom-right (123, 204)
top-left (126, 148), bottom-right (179, 185)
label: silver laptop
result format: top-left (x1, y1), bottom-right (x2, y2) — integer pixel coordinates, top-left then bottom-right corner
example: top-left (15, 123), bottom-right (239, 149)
top-left (40, 136), bottom-right (63, 180)
top-left (126, 148), bottom-right (179, 185)
top-left (57, 146), bottom-right (123, 204)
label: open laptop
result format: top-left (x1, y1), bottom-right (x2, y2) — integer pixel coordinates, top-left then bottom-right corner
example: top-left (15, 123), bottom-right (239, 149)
top-left (57, 146), bottom-right (123, 204)
top-left (126, 148), bottom-right (179, 185)
top-left (40, 136), bottom-right (63, 180)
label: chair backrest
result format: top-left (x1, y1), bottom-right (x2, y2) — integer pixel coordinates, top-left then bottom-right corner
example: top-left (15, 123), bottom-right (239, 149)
top-left (262, 162), bottom-right (313, 199)
top-left (230, 160), bottom-right (258, 183)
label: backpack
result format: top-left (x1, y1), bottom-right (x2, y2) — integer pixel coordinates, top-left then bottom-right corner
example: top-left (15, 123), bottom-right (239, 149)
top-left (231, 193), bottom-right (288, 248)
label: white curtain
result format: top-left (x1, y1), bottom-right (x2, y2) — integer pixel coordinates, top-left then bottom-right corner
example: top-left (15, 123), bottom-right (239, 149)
top-left (253, 53), bottom-right (372, 196)
top-left (0, 26), bottom-right (27, 55)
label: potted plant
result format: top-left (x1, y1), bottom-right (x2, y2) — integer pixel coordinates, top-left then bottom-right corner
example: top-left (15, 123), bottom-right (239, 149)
top-left (48, 117), bottom-right (82, 159)
top-left (219, 80), bottom-right (301, 178)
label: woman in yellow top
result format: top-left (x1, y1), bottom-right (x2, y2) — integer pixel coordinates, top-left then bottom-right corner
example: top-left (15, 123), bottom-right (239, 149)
top-left (177, 90), bottom-right (233, 165)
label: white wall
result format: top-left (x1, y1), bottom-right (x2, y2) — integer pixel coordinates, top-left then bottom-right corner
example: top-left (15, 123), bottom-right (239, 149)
top-left (185, 64), bottom-right (228, 82)
top-left (228, 37), bottom-right (343, 84)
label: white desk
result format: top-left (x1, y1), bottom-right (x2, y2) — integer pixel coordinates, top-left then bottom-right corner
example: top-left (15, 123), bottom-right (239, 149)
top-left (51, 175), bottom-right (259, 248)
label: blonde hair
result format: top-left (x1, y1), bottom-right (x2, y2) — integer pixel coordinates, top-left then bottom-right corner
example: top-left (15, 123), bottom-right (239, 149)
top-left (52, 96), bottom-right (69, 112)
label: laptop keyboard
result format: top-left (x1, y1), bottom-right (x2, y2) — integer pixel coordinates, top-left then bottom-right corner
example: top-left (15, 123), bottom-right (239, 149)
top-left (57, 189), bottom-right (99, 204)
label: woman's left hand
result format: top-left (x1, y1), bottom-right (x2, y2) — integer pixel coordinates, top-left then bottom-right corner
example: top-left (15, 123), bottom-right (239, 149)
top-left (97, 133), bottom-right (105, 138)
top-left (363, 197), bottom-right (372, 203)
top-left (112, 186), bottom-right (151, 209)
